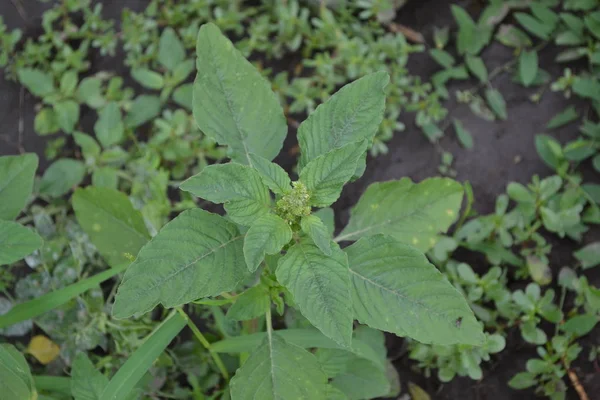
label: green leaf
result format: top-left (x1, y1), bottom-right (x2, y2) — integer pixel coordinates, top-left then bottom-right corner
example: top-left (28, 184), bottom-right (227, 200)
top-left (71, 353), bottom-right (108, 400)
top-left (172, 83), bottom-right (193, 110)
top-left (0, 263), bottom-right (128, 330)
top-left (297, 71), bottom-right (389, 171)
top-left (39, 159), bottom-right (86, 198)
top-left (452, 118), bottom-right (474, 149)
top-left (0, 153), bottom-right (38, 220)
top-left (131, 68), bottom-right (164, 90)
top-left (314, 208), bottom-right (335, 235)
top-left (495, 24), bottom-right (532, 48)
top-left (345, 235), bottom-right (484, 345)
top-left (465, 55), bottom-right (487, 82)
top-left (574, 242), bottom-right (600, 269)
top-left (572, 77), bottom-right (600, 102)
top-left (336, 178), bottom-right (463, 252)
top-left (429, 49), bottom-right (455, 69)
top-left (180, 163), bottom-right (271, 225)
top-left (193, 23), bottom-right (286, 164)
top-left (229, 333), bottom-right (328, 400)
top-left (248, 153), bottom-right (291, 195)
top-left (73, 187), bottom-right (150, 266)
top-left (451, 5), bottom-right (490, 55)
top-left (515, 12), bottom-right (552, 39)
top-left (562, 314), bottom-right (598, 337)
top-left (158, 27), bottom-right (186, 72)
top-left (276, 240), bottom-right (352, 347)
top-left (300, 141), bottom-right (368, 207)
top-left (535, 134), bottom-right (564, 170)
top-left (60, 70), bottom-right (78, 96)
top-left (77, 77), bottom-right (105, 109)
top-left (508, 372), bottom-right (537, 389)
top-left (301, 215), bottom-right (332, 255)
top-left (17, 68), bottom-right (55, 97)
top-left (519, 50), bottom-right (538, 87)
top-left (243, 214), bottom-right (291, 272)
top-left (33, 376), bottom-right (72, 397)
top-left (74, 132), bottom-right (101, 161)
top-left (95, 102), bottom-right (125, 148)
top-left (34, 108), bottom-right (60, 135)
top-left (92, 167), bottom-right (119, 189)
top-left (485, 88), bottom-right (507, 120)
top-left (226, 285), bottom-right (270, 321)
top-left (0, 344), bottom-right (36, 400)
top-left (547, 106), bottom-right (579, 129)
top-left (54, 100), bottom-right (80, 133)
top-left (331, 358), bottom-right (390, 400)
top-left (101, 311), bottom-right (186, 400)
top-left (112, 209), bottom-right (248, 318)
top-left (125, 95), bottom-right (161, 128)
top-left (0, 220), bottom-right (42, 265)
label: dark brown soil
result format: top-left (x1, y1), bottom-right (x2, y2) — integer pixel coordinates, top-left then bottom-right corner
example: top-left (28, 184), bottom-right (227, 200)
top-left (1, 1), bottom-right (598, 399)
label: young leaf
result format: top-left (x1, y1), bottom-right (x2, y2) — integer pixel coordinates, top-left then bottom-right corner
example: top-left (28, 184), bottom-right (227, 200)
top-left (243, 214), bottom-right (292, 272)
top-left (71, 353), bottom-right (108, 400)
top-left (0, 153), bottom-right (38, 220)
top-left (17, 68), bottom-right (55, 97)
top-left (429, 49), bottom-right (455, 69)
top-left (194, 23), bottom-right (286, 164)
top-left (336, 178), bottom-right (463, 252)
top-left (158, 28), bottom-right (186, 72)
top-left (131, 68), bottom-right (164, 90)
top-left (0, 343), bottom-right (36, 400)
top-left (572, 77), bottom-right (600, 102)
top-left (226, 285), bottom-right (270, 321)
top-left (248, 153), bottom-right (291, 195)
top-left (519, 50), bottom-right (538, 87)
top-left (74, 132), bottom-right (101, 161)
top-left (300, 140), bottom-right (368, 207)
top-left (39, 159), bottom-right (86, 198)
top-left (547, 106), bottom-right (579, 129)
top-left (34, 108), bottom-right (60, 135)
top-left (229, 333), bottom-right (329, 400)
top-left (345, 235), bottom-right (484, 345)
top-left (331, 358), bottom-right (391, 399)
top-left (73, 187), bottom-right (150, 266)
top-left (301, 215), bottom-right (332, 255)
top-left (112, 209), bottom-right (248, 318)
top-left (125, 95), bottom-right (161, 128)
top-left (495, 24), bottom-right (532, 48)
top-left (101, 311), bottom-right (186, 400)
top-left (54, 100), bottom-right (80, 133)
top-left (0, 263), bottom-right (128, 330)
top-left (465, 55), bottom-right (488, 82)
top-left (297, 71), bottom-right (389, 170)
top-left (95, 102), bottom-right (125, 148)
top-left (452, 118), bottom-right (474, 149)
top-left (515, 12), bottom-right (552, 39)
top-left (574, 242), bottom-right (600, 269)
top-left (0, 220), bottom-right (42, 265)
top-left (180, 163), bottom-right (271, 225)
top-left (535, 134), bottom-right (564, 170)
top-left (485, 88), bottom-right (507, 120)
top-left (276, 240), bottom-right (352, 347)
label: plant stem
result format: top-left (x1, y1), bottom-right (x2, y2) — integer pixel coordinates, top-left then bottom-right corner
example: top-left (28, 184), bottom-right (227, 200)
top-left (175, 307), bottom-right (230, 381)
top-left (563, 357), bottom-right (589, 400)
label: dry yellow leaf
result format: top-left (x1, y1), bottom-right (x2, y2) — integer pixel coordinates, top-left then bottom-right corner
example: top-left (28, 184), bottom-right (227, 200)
top-left (408, 382), bottom-right (431, 400)
top-left (27, 335), bottom-right (60, 365)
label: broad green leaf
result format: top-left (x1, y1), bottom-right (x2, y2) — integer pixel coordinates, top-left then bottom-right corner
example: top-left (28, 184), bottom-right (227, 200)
top-left (39, 159), bottom-right (86, 198)
top-left (74, 132), bottom-right (101, 161)
top-left (193, 23), bottom-right (286, 164)
top-left (465, 55), bottom-right (487, 82)
top-left (515, 12), bottom-right (552, 39)
top-left (485, 88), bottom-right (507, 120)
top-left (71, 353), bottom-right (108, 400)
top-left (0, 220), bottom-right (42, 265)
top-left (101, 311), bottom-right (186, 400)
top-left (345, 235), bottom-right (484, 345)
top-left (17, 68), bottom-right (55, 97)
top-left (519, 50), bottom-right (538, 87)
top-left (276, 240), bottom-right (352, 347)
top-left (229, 333), bottom-right (328, 400)
top-left (314, 208), bottom-right (335, 235)
top-left (172, 59), bottom-right (195, 84)
top-left (336, 178), bottom-right (463, 252)
top-left (495, 24), bottom-right (532, 48)
top-left (535, 134), bottom-right (564, 170)
top-left (572, 77), bottom-right (600, 102)
top-left (33, 376), bottom-right (72, 397)
top-left (0, 263), bottom-right (127, 329)
top-left (173, 83), bottom-right (193, 110)
top-left (315, 348), bottom-right (355, 377)
top-left (508, 372), bottom-right (537, 389)
top-left (72, 187), bottom-right (150, 266)
top-left (574, 242), bottom-right (600, 269)
top-left (0, 344), bottom-right (36, 400)
top-left (53, 100), bottom-right (80, 133)
top-left (547, 106), bottom-right (579, 129)
top-left (131, 68), bottom-right (164, 90)
top-left (452, 118), bottom-right (474, 149)
top-left (92, 167), bottom-right (119, 189)
top-left (243, 214), bottom-right (292, 272)
top-left (77, 77), bottom-right (104, 109)
top-left (125, 95), bottom-right (161, 128)
top-left (112, 209), bottom-right (248, 318)
top-left (158, 28), bottom-right (186, 72)
top-left (297, 72), bottom-right (389, 170)
top-left (331, 358), bottom-right (390, 400)
top-left (226, 285), bottom-right (270, 321)
top-left (180, 163), bottom-right (271, 225)
top-left (300, 140), bottom-right (368, 207)
top-left (248, 153), bottom-right (291, 195)
top-left (34, 108), bottom-right (60, 135)
top-left (95, 102), bottom-right (124, 148)
top-left (0, 153), bottom-right (38, 220)
top-left (301, 215), bottom-right (332, 255)
top-left (562, 314), bottom-right (598, 337)
top-left (59, 70), bottom-right (77, 95)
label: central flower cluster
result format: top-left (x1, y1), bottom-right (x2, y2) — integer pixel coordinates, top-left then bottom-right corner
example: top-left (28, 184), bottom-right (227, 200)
top-left (276, 181), bottom-right (311, 223)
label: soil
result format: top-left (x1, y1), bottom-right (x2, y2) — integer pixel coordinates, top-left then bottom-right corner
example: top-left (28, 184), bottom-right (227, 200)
top-left (1, 0), bottom-right (599, 399)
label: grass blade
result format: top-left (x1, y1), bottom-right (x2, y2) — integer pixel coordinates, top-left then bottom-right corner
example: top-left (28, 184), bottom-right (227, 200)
top-left (0, 263), bottom-right (128, 329)
top-left (100, 311), bottom-right (186, 400)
